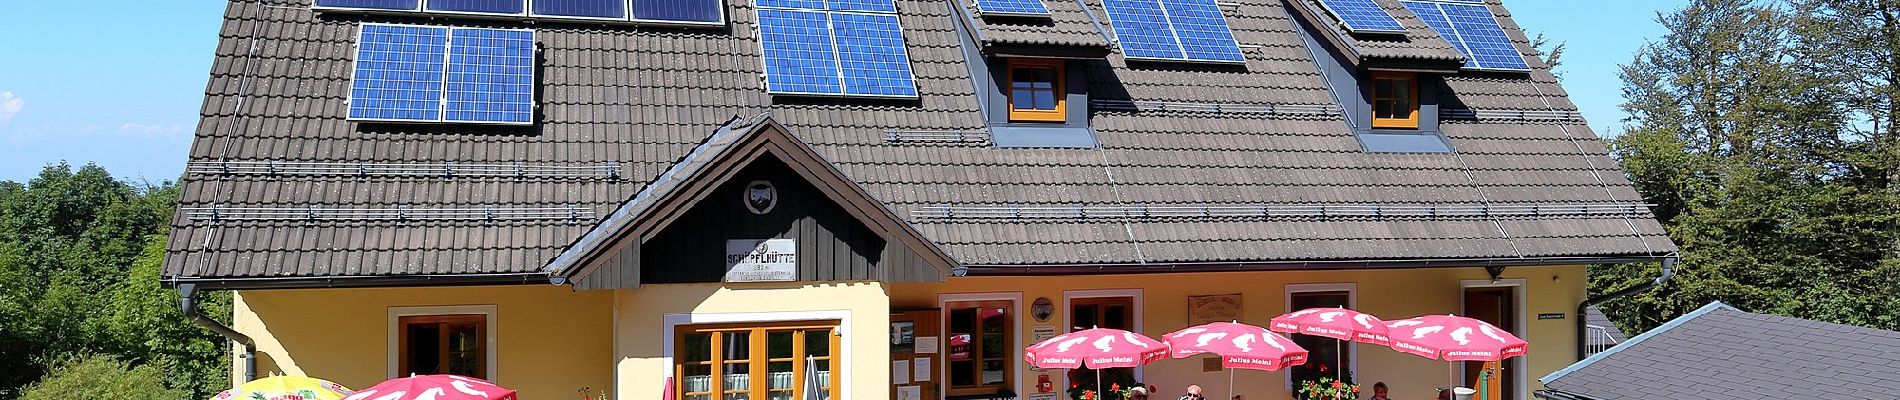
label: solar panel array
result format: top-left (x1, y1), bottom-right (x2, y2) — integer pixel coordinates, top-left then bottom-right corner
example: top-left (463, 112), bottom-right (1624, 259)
top-left (755, 0), bottom-right (920, 97)
top-left (1101, 0), bottom-right (1246, 63)
top-left (313, 0), bottom-right (724, 25)
top-left (348, 24), bottom-right (538, 125)
top-left (1399, 0), bottom-right (1530, 71)
top-left (974, 0), bottom-right (1051, 17)
top-left (1314, 0), bottom-right (1405, 33)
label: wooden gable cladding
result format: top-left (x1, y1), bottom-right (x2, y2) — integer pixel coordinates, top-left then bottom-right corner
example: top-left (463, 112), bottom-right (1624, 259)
top-left (638, 158), bottom-right (928, 283)
top-left (558, 116), bottom-right (954, 289)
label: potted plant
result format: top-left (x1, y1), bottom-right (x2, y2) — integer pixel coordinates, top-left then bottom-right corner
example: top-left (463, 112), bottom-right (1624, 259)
top-left (1291, 363), bottom-right (1359, 400)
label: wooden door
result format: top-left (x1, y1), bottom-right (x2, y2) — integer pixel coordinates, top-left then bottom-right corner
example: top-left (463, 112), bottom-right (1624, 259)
top-left (892, 310), bottom-right (941, 400)
top-left (1463, 288), bottom-right (1517, 400)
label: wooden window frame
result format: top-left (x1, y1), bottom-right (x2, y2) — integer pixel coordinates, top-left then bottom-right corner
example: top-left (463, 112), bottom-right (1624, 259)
top-left (1370, 71), bottom-right (1420, 129)
top-left (397, 314), bottom-right (488, 379)
top-left (945, 300), bottom-right (1015, 397)
top-left (674, 321), bottom-right (843, 400)
top-left (1007, 58), bottom-right (1067, 122)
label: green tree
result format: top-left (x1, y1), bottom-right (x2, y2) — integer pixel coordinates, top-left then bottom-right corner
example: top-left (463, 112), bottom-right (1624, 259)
top-left (0, 163), bottom-right (228, 399)
top-left (1601, 0), bottom-right (1900, 334)
top-left (18, 355), bottom-right (185, 400)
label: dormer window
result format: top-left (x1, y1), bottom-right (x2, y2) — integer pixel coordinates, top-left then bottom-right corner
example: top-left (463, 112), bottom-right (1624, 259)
top-left (1370, 71), bottom-right (1419, 129)
top-left (1007, 58), bottom-right (1066, 122)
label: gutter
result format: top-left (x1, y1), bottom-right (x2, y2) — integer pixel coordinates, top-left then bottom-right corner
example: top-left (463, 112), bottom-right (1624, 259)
top-left (179, 283), bottom-right (255, 382)
top-left (954, 255), bottom-right (1669, 276)
top-left (1574, 253), bottom-right (1676, 360)
top-left (164, 272), bottom-right (550, 291)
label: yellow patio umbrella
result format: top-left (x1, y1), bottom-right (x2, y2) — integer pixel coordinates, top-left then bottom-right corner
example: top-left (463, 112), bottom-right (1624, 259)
top-left (212, 375), bottom-right (354, 400)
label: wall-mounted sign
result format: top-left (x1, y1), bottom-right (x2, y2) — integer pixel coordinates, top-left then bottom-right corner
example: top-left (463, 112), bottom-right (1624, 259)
top-left (891, 321), bottom-right (916, 353)
top-left (724, 239), bottom-right (797, 282)
top-left (1538, 313), bottom-right (1567, 320)
top-left (1031, 297), bottom-right (1054, 322)
top-left (744, 180), bottom-right (778, 215)
top-left (1187, 294), bottom-right (1242, 325)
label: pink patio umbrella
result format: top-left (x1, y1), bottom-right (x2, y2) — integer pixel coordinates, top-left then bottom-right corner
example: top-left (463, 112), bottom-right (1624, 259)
top-left (1164, 322), bottom-right (1309, 400)
top-left (1025, 327), bottom-right (1168, 399)
top-left (342, 375), bottom-right (518, 400)
top-left (1383, 315), bottom-right (1527, 393)
top-left (1270, 307), bottom-right (1390, 382)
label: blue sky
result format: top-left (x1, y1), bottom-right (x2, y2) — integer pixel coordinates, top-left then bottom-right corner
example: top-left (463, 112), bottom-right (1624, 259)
top-left (0, 0), bottom-right (1686, 183)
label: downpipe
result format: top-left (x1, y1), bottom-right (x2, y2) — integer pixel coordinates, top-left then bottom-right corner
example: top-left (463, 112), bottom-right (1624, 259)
top-left (179, 283), bottom-right (256, 382)
top-left (1575, 254), bottom-right (1676, 360)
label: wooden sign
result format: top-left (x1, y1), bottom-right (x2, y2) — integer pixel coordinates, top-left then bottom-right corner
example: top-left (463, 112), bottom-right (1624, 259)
top-left (1187, 294), bottom-right (1242, 325)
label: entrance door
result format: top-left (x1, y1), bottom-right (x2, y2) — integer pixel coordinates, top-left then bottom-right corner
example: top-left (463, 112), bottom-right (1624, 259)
top-left (1071, 297), bottom-right (1135, 393)
top-left (1463, 287), bottom-right (1517, 400)
top-left (891, 310), bottom-right (941, 400)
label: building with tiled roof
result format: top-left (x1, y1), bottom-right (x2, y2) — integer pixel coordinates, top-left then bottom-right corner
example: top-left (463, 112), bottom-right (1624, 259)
top-left (162, 0), bottom-right (1676, 399)
top-left (1539, 302), bottom-right (1900, 400)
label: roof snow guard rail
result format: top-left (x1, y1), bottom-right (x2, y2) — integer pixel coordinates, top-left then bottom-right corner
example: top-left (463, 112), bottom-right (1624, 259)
top-left (1440, 108), bottom-right (1586, 123)
top-left (912, 202), bottom-right (1655, 220)
top-left (1090, 100), bottom-right (1344, 118)
top-left (185, 205), bottom-right (597, 224)
top-left (884, 129), bottom-right (993, 145)
top-left (186, 161), bottom-right (624, 180)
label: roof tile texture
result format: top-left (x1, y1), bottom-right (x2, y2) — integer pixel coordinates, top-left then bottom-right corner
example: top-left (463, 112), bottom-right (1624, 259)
top-left (165, 0), bottom-right (1671, 279)
top-left (1548, 306), bottom-right (1900, 399)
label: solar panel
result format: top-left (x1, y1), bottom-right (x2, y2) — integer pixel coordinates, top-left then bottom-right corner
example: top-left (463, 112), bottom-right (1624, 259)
top-left (1161, 0), bottom-right (1245, 62)
top-left (349, 24), bottom-right (450, 122)
top-left (826, 0), bottom-right (899, 13)
top-left (632, 0), bottom-right (726, 23)
top-left (756, 0), bottom-right (828, 9)
top-left (424, 0), bottom-right (525, 15)
top-left (1315, 0), bottom-right (1406, 33)
top-left (757, 9), bottom-right (845, 95)
top-left (532, 0), bottom-right (627, 19)
top-left (1399, 0), bottom-right (1529, 71)
top-left (974, 0), bottom-right (1051, 17)
top-left (1103, 0), bottom-right (1186, 60)
top-left (444, 28), bottom-right (536, 124)
top-left (314, 0), bottom-right (420, 11)
top-left (1440, 2), bottom-right (1529, 70)
top-left (1102, 0), bottom-right (1244, 63)
top-left (754, 0), bottom-right (918, 97)
top-left (832, 13), bottom-right (919, 97)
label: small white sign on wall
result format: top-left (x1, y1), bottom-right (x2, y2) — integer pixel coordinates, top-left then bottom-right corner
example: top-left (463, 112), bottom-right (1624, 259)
top-left (724, 239), bottom-right (797, 282)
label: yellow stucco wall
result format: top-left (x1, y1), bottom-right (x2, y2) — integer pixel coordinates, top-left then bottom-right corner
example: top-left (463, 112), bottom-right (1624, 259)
top-left (232, 285), bottom-right (614, 399)
top-left (889, 265), bottom-right (1587, 400)
top-left (612, 281), bottom-right (891, 400)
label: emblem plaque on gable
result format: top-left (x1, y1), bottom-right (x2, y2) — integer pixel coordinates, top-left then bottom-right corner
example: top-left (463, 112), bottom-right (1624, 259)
top-left (744, 180), bottom-right (777, 215)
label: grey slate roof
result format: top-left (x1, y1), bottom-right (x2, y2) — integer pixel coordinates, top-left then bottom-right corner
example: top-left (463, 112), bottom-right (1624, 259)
top-left (163, 0), bottom-right (1674, 282)
top-left (1540, 302), bottom-right (1900, 400)
top-left (964, 0), bottom-right (1113, 49)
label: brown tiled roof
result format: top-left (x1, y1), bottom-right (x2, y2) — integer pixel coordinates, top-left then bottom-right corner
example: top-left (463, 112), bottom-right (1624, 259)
top-left (1287, 0), bottom-right (1464, 65)
top-left (1540, 302), bottom-right (1900, 400)
top-left (964, 0), bottom-right (1113, 49)
top-left (164, 0), bottom-right (1673, 283)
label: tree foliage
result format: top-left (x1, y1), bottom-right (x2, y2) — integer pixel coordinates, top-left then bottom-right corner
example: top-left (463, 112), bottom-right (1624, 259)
top-left (1599, 0), bottom-right (1900, 334)
top-left (18, 355), bottom-right (185, 400)
top-left (0, 163), bottom-right (229, 399)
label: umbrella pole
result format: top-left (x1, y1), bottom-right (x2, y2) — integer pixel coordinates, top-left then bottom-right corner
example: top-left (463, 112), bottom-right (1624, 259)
top-left (1097, 368), bottom-right (1103, 400)
top-left (1335, 341), bottom-right (1343, 382)
top-left (1227, 367), bottom-right (1234, 400)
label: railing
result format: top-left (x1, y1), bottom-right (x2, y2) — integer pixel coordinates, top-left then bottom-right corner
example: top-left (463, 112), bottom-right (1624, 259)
top-left (1584, 324), bottom-right (1620, 355)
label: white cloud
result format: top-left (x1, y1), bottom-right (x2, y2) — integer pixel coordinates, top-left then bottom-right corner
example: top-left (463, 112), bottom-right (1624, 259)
top-left (0, 91), bottom-right (23, 125)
